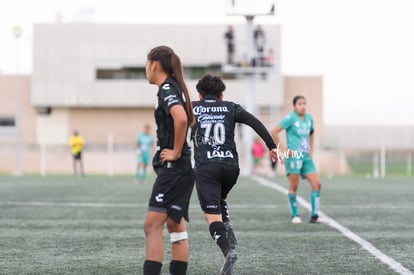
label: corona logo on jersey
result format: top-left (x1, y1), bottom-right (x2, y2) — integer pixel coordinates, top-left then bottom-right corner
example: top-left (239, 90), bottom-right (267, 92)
top-left (193, 106), bottom-right (229, 115)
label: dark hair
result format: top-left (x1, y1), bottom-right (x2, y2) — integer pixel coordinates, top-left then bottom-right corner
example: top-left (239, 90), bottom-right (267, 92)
top-left (293, 95), bottom-right (306, 106)
top-left (196, 74), bottom-right (226, 98)
top-left (147, 45), bottom-right (195, 126)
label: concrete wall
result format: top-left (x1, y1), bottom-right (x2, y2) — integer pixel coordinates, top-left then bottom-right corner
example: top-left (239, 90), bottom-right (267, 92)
top-left (32, 23), bottom-right (282, 108)
top-left (279, 75), bottom-right (324, 146)
top-left (2, 73), bottom-right (339, 175)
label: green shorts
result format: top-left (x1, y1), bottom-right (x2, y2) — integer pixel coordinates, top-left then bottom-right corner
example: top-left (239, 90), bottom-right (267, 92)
top-left (285, 155), bottom-right (317, 178)
top-left (137, 150), bottom-right (151, 165)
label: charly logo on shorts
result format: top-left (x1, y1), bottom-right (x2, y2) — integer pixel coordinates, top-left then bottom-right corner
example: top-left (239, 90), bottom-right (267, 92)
top-left (155, 193), bottom-right (164, 202)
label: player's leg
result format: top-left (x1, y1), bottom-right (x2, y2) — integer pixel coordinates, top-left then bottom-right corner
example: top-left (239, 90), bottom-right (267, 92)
top-left (287, 174), bottom-right (301, 223)
top-left (301, 157), bottom-right (322, 223)
top-left (205, 213), bottom-right (237, 275)
top-left (141, 151), bottom-right (150, 180)
top-left (163, 169), bottom-right (194, 275)
top-left (79, 152), bottom-right (84, 176)
top-left (166, 217), bottom-right (189, 275)
top-left (304, 169), bottom-right (322, 223)
top-left (285, 158), bottom-right (302, 223)
top-left (220, 166), bottom-right (239, 249)
top-left (73, 157), bottom-right (77, 176)
top-left (136, 162), bottom-right (141, 180)
top-left (136, 158), bottom-right (143, 180)
top-left (220, 200), bottom-right (237, 250)
top-left (196, 165), bottom-right (233, 255)
top-left (143, 210), bottom-right (168, 275)
top-left (196, 164), bottom-right (237, 274)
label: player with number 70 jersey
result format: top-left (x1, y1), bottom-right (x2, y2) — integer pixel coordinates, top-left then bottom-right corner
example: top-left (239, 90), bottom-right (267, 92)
top-left (190, 74), bottom-right (279, 275)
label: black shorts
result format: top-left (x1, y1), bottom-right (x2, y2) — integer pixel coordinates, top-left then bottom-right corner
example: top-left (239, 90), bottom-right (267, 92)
top-left (195, 163), bottom-right (240, 215)
top-left (148, 168), bottom-right (195, 223)
top-left (73, 152), bottom-right (82, 160)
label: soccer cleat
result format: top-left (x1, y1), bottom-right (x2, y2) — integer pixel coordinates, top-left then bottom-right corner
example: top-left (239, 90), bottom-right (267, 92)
top-left (224, 222), bottom-right (238, 249)
top-left (220, 249), bottom-right (238, 275)
top-left (291, 216), bottom-right (303, 224)
top-left (310, 215), bottom-right (328, 224)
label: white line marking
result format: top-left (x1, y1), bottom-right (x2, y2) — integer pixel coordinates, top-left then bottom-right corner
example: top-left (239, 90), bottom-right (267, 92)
top-left (1, 201), bottom-right (143, 208)
top-left (251, 175), bottom-right (414, 275)
top-left (0, 201), bottom-right (280, 209)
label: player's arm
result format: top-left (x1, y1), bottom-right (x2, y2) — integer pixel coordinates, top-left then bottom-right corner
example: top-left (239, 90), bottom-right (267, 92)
top-left (136, 136), bottom-right (140, 149)
top-left (236, 108), bottom-right (283, 163)
top-left (271, 125), bottom-right (283, 149)
top-left (309, 129), bottom-right (315, 158)
top-left (160, 104), bottom-right (188, 163)
top-left (271, 113), bottom-right (292, 153)
top-left (236, 109), bottom-right (275, 150)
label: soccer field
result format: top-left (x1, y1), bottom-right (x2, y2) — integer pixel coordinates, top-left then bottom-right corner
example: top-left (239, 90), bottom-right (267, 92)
top-left (0, 175), bottom-right (413, 275)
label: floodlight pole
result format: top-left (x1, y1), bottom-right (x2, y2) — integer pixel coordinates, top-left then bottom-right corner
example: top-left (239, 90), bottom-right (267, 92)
top-left (13, 26), bottom-right (23, 177)
top-left (242, 15), bottom-right (256, 176)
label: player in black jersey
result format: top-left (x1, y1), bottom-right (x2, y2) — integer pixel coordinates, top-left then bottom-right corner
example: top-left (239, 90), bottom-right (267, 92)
top-left (143, 45), bottom-right (195, 275)
top-left (191, 74), bottom-right (279, 275)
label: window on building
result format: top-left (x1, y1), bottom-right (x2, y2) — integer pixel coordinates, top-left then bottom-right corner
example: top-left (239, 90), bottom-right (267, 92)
top-left (97, 67), bottom-right (147, 80)
top-left (96, 64), bottom-right (238, 80)
top-left (0, 117), bottom-right (15, 127)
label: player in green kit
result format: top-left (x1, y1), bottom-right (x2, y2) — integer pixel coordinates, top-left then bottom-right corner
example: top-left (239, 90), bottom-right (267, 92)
top-left (272, 95), bottom-right (324, 224)
top-left (136, 124), bottom-right (154, 182)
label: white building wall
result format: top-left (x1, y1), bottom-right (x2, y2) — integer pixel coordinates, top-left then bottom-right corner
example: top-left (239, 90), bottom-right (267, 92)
top-left (32, 23), bottom-right (282, 108)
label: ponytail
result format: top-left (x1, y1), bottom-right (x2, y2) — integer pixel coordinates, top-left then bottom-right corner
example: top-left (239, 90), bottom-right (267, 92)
top-left (147, 45), bottom-right (195, 126)
top-left (170, 52), bottom-right (195, 126)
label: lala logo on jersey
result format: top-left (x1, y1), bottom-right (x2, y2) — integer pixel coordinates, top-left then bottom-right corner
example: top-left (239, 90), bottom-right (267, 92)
top-left (207, 150), bottom-right (234, 159)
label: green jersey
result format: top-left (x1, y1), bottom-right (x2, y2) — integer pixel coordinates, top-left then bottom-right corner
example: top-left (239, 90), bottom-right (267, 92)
top-left (279, 111), bottom-right (314, 154)
top-left (137, 132), bottom-right (153, 153)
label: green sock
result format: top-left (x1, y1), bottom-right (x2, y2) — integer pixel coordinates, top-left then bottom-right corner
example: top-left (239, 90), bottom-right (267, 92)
top-left (310, 190), bottom-right (321, 216)
top-left (142, 169), bottom-right (147, 180)
top-left (288, 193), bottom-right (298, 217)
top-left (135, 169), bottom-right (141, 179)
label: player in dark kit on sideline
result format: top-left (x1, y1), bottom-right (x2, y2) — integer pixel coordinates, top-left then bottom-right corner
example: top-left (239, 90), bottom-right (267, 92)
top-left (191, 74), bottom-right (280, 275)
top-left (143, 45), bottom-right (195, 275)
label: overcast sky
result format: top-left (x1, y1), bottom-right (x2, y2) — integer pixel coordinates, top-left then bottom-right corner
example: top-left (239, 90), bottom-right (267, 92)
top-left (1, 0), bottom-right (414, 125)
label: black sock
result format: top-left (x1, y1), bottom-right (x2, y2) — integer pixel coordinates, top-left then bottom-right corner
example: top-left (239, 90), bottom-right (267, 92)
top-left (209, 221), bottom-right (231, 257)
top-left (221, 200), bottom-right (230, 223)
top-left (169, 260), bottom-right (188, 275)
top-left (143, 260), bottom-right (162, 275)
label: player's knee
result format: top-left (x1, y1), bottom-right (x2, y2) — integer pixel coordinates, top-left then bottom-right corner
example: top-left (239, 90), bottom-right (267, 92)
top-left (166, 218), bottom-right (186, 233)
top-left (314, 180), bottom-right (321, 191)
top-left (144, 219), bottom-right (162, 237)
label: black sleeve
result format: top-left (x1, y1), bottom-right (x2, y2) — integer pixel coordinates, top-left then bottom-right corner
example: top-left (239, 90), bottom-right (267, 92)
top-left (236, 107), bottom-right (276, 150)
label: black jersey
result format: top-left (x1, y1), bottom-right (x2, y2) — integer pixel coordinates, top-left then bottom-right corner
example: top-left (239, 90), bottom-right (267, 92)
top-left (191, 95), bottom-right (276, 167)
top-left (153, 76), bottom-right (192, 173)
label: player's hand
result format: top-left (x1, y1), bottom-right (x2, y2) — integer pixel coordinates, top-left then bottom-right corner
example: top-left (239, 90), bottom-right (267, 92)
top-left (276, 143), bottom-right (290, 159)
top-left (270, 148), bottom-right (284, 165)
top-left (160, 149), bottom-right (181, 163)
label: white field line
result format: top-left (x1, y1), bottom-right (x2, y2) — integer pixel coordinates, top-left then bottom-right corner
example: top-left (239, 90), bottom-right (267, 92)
top-left (0, 201), bottom-right (279, 209)
top-left (251, 175), bottom-right (414, 275)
